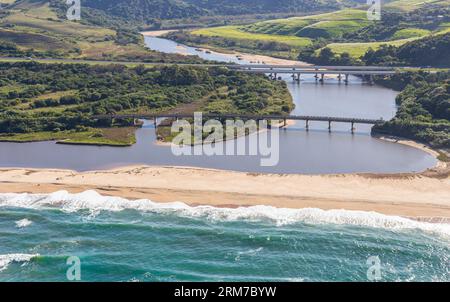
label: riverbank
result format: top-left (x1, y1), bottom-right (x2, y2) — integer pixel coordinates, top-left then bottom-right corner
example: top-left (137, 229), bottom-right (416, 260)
top-left (142, 30), bottom-right (307, 66)
top-left (375, 135), bottom-right (448, 170)
top-left (0, 165), bottom-right (449, 221)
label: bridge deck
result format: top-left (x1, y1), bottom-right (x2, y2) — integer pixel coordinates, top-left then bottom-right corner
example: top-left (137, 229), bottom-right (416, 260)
top-left (94, 114), bottom-right (384, 125)
top-left (229, 65), bottom-right (399, 71)
top-left (236, 69), bottom-right (397, 75)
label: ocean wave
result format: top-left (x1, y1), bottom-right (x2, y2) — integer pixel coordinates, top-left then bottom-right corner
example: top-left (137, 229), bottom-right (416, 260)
top-left (0, 190), bottom-right (449, 237)
top-left (15, 218), bottom-right (32, 228)
top-left (0, 254), bottom-right (39, 272)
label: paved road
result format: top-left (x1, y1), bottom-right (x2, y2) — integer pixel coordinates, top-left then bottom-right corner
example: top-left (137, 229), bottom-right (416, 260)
top-left (0, 57), bottom-right (443, 74)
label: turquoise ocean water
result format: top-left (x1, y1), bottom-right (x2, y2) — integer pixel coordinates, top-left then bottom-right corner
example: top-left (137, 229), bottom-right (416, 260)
top-left (0, 190), bottom-right (448, 281)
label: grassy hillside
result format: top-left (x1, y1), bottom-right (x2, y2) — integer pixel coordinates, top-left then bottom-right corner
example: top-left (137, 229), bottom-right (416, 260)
top-left (385, 0), bottom-right (450, 12)
top-left (243, 9), bottom-right (369, 38)
top-left (191, 26), bottom-right (312, 48)
top-left (179, 9), bottom-right (372, 59)
top-left (176, 1), bottom-right (450, 62)
top-left (0, 1), bottom-right (204, 62)
top-left (323, 38), bottom-right (417, 57)
top-left (363, 32), bottom-right (450, 67)
top-left (80, 0), bottom-right (361, 23)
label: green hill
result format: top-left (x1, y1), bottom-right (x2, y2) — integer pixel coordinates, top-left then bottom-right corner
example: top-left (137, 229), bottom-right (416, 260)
top-left (81, 0), bottom-right (361, 22)
top-left (243, 9), bottom-right (369, 39)
top-left (385, 0), bottom-right (450, 12)
top-left (182, 1), bottom-right (450, 61)
top-left (0, 1), bottom-right (203, 62)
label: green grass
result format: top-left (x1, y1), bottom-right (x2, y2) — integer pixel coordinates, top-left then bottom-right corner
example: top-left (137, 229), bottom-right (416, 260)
top-left (3, 12), bottom-right (115, 38)
top-left (0, 28), bottom-right (72, 51)
top-left (437, 151), bottom-right (449, 162)
top-left (323, 38), bottom-right (418, 58)
top-left (242, 9), bottom-right (368, 38)
top-left (297, 20), bottom-right (369, 39)
top-left (0, 128), bottom-right (137, 146)
top-left (0, 1), bottom-right (158, 61)
top-left (191, 26), bottom-right (312, 48)
top-left (391, 28), bottom-right (431, 39)
top-left (244, 20), bottom-right (311, 35)
top-left (385, 0), bottom-right (450, 12)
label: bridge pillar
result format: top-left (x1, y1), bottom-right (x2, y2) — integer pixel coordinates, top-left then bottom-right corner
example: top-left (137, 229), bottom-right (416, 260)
top-left (328, 120), bottom-right (332, 132)
top-left (344, 74), bottom-right (349, 85)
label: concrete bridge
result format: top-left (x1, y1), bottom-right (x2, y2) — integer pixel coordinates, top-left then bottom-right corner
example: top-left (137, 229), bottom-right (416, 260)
top-left (93, 113), bottom-right (385, 133)
top-left (228, 65), bottom-right (398, 84)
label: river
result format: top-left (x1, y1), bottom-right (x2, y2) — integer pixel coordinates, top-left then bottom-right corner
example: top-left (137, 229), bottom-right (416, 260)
top-left (0, 36), bottom-right (437, 174)
top-left (0, 35), bottom-right (447, 284)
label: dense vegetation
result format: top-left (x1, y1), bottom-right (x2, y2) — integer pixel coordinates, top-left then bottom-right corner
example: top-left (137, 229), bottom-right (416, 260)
top-left (177, 3), bottom-right (449, 61)
top-left (372, 72), bottom-right (450, 149)
top-left (166, 30), bottom-right (308, 60)
top-left (299, 32), bottom-right (450, 67)
top-left (0, 1), bottom-right (206, 62)
top-left (362, 33), bottom-right (450, 67)
top-left (80, 0), bottom-right (361, 24)
top-left (343, 7), bottom-right (449, 42)
top-left (0, 62), bottom-right (293, 144)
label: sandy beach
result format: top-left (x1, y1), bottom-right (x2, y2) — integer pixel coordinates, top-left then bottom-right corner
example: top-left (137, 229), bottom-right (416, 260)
top-left (140, 30), bottom-right (178, 37)
top-left (1, 165), bottom-right (449, 221)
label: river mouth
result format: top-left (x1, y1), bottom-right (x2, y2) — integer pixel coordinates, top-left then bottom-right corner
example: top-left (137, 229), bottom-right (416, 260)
top-left (0, 37), bottom-right (438, 174)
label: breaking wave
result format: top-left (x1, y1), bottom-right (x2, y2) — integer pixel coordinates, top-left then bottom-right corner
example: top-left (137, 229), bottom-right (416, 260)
top-left (15, 218), bottom-right (32, 228)
top-left (0, 254), bottom-right (39, 272)
top-left (0, 190), bottom-right (449, 238)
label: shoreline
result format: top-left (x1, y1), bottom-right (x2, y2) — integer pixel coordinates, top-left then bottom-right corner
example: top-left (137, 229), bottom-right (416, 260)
top-left (141, 31), bottom-right (445, 163)
top-left (142, 30), bottom-right (308, 66)
top-left (0, 165), bottom-right (448, 221)
top-left (154, 119), bottom-right (296, 147)
top-left (375, 134), bottom-right (447, 170)
top-left (0, 33), bottom-right (446, 221)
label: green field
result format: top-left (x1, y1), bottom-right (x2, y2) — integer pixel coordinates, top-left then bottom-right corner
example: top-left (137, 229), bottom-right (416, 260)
top-left (0, 1), bottom-right (182, 62)
top-left (191, 26), bottom-right (312, 48)
top-left (385, 0), bottom-right (450, 11)
top-left (0, 28), bottom-right (72, 51)
top-left (185, 2), bottom-right (450, 61)
top-left (0, 128), bottom-right (137, 146)
top-left (391, 28), bottom-right (431, 40)
top-left (3, 11), bottom-right (115, 38)
top-left (323, 38), bottom-right (417, 57)
top-left (243, 9), bottom-right (369, 38)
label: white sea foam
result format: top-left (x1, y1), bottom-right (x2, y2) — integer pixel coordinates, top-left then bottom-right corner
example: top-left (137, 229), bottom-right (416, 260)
top-left (0, 190), bottom-right (449, 238)
top-left (15, 218), bottom-right (32, 228)
top-left (0, 253), bottom-right (39, 272)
